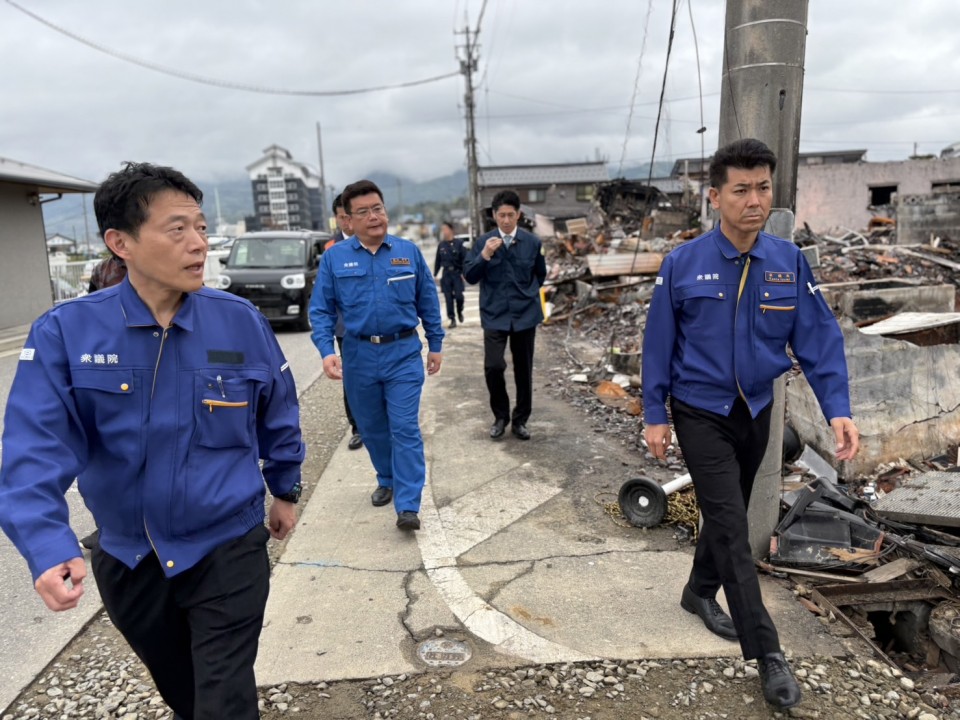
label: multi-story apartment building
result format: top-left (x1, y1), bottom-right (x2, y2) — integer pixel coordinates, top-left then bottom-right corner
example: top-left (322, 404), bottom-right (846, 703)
top-left (245, 145), bottom-right (324, 231)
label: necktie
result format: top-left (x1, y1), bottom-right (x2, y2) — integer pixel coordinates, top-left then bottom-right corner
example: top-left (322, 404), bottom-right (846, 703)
top-left (503, 234), bottom-right (512, 248)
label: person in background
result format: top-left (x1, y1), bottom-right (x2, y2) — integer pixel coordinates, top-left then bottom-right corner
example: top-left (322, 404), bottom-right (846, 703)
top-left (433, 221), bottom-right (466, 328)
top-left (0, 162), bottom-right (305, 720)
top-left (87, 254), bottom-right (127, 293)
top-left (463, 190), bottom-right (546, 441)
top-left (642, 138), bottom-right (860, 710)
top-left (309, 179), bottom-right (444, 531)
top-left (329, 192), bottom-right (362, 451)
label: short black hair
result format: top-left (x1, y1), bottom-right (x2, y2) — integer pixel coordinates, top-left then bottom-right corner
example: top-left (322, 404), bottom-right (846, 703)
top-left (709, 139), bottom-right (777, 189)
top-left (332, 193), bottom-right (344, 215)
top-left (491, 190), bottom-right (521, 213)
top-left (342, 179), bottom-right (384, 214)
top-left (94, 162), bottom-right (203, 238)
top-left (441, 221), bottom-right (455, 232)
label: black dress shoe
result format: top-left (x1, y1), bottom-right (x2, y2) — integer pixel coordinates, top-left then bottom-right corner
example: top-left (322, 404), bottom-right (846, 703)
top-left (511, 423), bottom-right (531, 440)
top-left (490, 418), bottom-right (507, 439)
top-left (680, 584), bottom-right (738, 641)
top-left (396, 511), bottom-right (421, 531)
top-left (79, 528), bottom-right (100, 550)
top-left (757, 652), bottom-right (802, 708)
top-left (448, 318), bottom-right (457, 328)
top-left (348, 432), bottom-right (363, 450)
top-left (371, 486), bottom-right (393, 507)
top-left (457, 309), bottom-right (464, 323)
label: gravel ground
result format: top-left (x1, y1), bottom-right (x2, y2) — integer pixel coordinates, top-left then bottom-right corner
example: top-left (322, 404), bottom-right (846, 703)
top-left (4, 328), bottom-right (960, 719)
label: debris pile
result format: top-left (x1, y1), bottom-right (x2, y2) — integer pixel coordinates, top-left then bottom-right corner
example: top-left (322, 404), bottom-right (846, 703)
top-left (540, 210), bottom-right (960, 690)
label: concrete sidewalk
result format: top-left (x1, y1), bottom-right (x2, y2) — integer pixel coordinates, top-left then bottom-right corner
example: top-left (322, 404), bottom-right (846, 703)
top-left (257, 298), bottom-right (846, 685)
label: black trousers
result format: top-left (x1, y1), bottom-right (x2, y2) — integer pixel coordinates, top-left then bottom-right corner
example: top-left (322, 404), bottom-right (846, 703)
top-left (670, 397), bottom-right (781, 660)
top-left (483, 326), bottom-right (536, 426)
top-left (336, 336), bottom-right (357, 432)
top-left (92, 524), bottom-right (271, 720)
top-left (440, 273), bottom-right (464, 320)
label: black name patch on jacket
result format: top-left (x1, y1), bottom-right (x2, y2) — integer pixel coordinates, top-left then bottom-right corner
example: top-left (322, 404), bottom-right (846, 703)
top-left (390, 257), bottom-right (411, 266)
top-left (764, 271), bottom-right (796, 284)
top-left (208, 350), bottom-right (245, 364)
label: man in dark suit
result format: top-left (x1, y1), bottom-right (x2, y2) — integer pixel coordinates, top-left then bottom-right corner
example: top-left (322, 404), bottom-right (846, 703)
top-left (464, 190), bottom-right (546, 441)
top-left (434, 221), bottom-right (466, 328)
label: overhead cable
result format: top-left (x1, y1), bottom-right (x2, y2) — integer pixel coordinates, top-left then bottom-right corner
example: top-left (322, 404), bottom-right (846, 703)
top-left (5, 0), bottom-right (457, 96)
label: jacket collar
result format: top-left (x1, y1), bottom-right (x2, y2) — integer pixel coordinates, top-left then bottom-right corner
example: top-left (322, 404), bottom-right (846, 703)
top-left (118, 276), bottom-right (196, 331)
top-left (349, 234), bottom-right (393, 252)
top-left (713, 224), bottom-right (768, 261)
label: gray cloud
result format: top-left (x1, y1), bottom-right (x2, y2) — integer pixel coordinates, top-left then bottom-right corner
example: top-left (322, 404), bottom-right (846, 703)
top-left (2, 1), bottom-right (957, 188)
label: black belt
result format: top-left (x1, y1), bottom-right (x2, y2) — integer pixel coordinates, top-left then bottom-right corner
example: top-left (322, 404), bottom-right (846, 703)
top-left (357, 329), bottom-right (416, 345)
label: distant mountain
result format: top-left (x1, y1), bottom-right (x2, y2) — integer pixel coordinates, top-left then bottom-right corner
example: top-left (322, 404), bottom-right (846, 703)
top-left (43, 163), bottom-right (687, 241)
top-left (362, 169), bottom-right (468, 210)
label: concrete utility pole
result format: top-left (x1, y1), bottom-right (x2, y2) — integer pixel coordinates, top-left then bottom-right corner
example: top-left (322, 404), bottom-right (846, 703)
top-left (456, 25), bottom-right (482, 237)
top-left (316, 121), bottom-right (328, 230)
top-left (717, 0), bottom-right (809, 558)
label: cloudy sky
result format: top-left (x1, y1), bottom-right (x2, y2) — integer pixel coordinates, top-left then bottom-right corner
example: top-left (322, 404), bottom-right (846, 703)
top-left (2, 1), bottom-right (958, 190)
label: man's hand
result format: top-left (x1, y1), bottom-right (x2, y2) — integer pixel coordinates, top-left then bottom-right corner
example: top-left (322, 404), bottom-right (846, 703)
top-left (427, 352), bottom-right (443, 375)
top-left (643, 423), bottom-right (672, 462)
top-left (35, 557), bottom-right (86, 612)
top-left (268, 499), bottom-right (298, 541)
top-left (481, 236), bottom-right (503, 261)
top-left (830, 417), bottom-right (860, 461)
top-left (322, 354), bottom-right (342, 380)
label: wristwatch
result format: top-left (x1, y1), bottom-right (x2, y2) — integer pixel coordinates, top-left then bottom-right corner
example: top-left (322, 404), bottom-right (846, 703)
top-left (273, 481), bottom-right (302, 504)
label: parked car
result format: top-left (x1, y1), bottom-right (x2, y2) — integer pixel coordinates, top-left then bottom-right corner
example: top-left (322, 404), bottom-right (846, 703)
top-left (454, 233), bottom-right (474, 251)
top-left (216, 230), bottom-right (331, 331)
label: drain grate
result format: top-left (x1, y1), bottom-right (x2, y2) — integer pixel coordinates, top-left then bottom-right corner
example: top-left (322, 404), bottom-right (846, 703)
top-left (873, 472), bottom-right (960, 527)
top-left (416, 638), bottom-right (472, 667)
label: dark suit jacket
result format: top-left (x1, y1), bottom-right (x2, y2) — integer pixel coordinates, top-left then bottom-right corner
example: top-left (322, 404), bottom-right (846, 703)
top-left (463, 227), bottom-right (546, 332)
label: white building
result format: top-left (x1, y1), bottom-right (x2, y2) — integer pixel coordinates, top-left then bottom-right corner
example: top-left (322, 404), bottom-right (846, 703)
top-left (245, 145), bottom-right (324, 231)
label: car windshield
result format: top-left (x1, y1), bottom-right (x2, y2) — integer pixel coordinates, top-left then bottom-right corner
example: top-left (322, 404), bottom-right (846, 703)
top-left (230, 238), bottom-right (306, 269)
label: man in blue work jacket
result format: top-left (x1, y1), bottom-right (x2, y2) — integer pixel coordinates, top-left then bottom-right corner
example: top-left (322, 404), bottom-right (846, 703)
top-left (464, 190), bottom-right (547, 441)
top-left (0, 163), bottom-right (305, 720)
top-left (309, 179), bottom-right (444, 531)
top-left (642, 139), bottom-right (860, 709)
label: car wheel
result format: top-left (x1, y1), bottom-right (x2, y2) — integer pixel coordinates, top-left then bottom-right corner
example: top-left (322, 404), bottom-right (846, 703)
top-left (296, 307), bottom-right (311, 332)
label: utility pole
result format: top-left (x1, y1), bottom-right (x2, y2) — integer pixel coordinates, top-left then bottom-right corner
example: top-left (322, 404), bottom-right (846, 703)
top-left (717, 0), bottom-right (809, 558)
top-left (456, 24), bottom-right (482, 237)
top-left (316, 121), bottom-right (328, 230)
top-left (81, 197), bottom-right (91, 255)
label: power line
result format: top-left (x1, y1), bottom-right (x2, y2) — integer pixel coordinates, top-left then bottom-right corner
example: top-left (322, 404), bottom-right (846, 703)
top-left (616, 0), bottom-right (656, 177)
top-left (6, 0), bottom-right (458, 97)
top-left (687, 0), bottom-right (707, 224)
top-left (630, 0), bottom-right (682, 266)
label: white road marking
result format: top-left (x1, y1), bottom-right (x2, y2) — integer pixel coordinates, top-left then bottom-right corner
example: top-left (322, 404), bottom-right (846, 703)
top-left (417, 459), bottom-right (594, 664)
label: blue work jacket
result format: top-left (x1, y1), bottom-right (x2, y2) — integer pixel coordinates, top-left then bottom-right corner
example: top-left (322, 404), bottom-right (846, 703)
top-left (309, 235), bottom-right (444, 359)
top-left (463, 227), bottom-right (547, 332)
top-left (0, 279), bottom-right (304, 581)
top-left (642, 225), bottom-right (851, 426)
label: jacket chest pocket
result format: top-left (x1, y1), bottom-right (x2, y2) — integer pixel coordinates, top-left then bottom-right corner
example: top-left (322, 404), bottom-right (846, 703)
top-left (676, 283), bottom-right (730, 332)
top-left (756, 285), bottom-right (797, 339)
top-left (73, 368), bottom-right (140, 437)
top-left (195, 372), bottom-right (263, 448)
top-left (333, 267), bottom-right (370, 307)
top-left (386, 268), bottom-right (417, 302)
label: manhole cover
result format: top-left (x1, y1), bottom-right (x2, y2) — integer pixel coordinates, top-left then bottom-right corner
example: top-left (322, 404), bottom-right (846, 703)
top-left (416, 638), bottom-right (472, 667)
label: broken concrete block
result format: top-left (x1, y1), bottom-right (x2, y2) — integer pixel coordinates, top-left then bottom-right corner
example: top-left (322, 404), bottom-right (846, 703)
top-left (786, 323), bottom-right (960, 477)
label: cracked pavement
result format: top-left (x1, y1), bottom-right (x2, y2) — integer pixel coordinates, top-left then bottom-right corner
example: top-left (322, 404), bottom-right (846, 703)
top-left (256, 296), bottom-right (847, 686)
